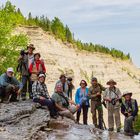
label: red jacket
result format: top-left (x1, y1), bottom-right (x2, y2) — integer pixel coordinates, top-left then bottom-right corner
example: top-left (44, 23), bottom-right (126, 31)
top-left (29, 60), bottom-right (46, 74)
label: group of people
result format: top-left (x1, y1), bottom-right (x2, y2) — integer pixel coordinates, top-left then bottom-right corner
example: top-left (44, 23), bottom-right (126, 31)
top-left (0, 44), bottom-right (139, 137)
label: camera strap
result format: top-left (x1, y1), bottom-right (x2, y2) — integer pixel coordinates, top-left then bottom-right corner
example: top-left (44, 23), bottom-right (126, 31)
top-left (58, 93), bottom-right (69, 107)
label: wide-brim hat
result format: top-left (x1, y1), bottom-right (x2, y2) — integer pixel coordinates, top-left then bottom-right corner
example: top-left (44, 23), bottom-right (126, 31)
top-left (107, 79), bottom-right (117, 85)
top-left (123, 91), bottom-right (132, 97)
top-left (27, 44), bottom-right (35, 50)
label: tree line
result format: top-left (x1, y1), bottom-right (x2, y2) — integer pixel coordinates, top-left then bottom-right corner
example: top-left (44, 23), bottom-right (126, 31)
top-left (0, 1), bottom-right (131, 74)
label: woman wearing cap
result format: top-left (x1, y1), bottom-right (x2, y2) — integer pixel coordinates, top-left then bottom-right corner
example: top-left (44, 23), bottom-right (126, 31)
top-left (32, 73), bottom-right (57, 118)
top-left (103, 79), bottom-right (122, 132)
top-left (75, 80), bottom-right (89, 125)
top-left (121, 92), bottom-right (138, 136)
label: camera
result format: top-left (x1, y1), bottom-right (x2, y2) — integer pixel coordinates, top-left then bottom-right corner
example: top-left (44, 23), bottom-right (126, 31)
top-left (111, 98), bottom-right (116, 105)
top-left (20, 50), bottom-right (27, 56)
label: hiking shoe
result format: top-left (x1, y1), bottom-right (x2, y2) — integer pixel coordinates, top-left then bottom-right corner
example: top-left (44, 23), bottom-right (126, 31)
top-left (108, 128), bottom-right (114, 131)
top-left (117, 128), bottom-right (121, 132)
top-left (124, 132), bottom-right (134, 136)
top-left (21, 97), bottom-right (26, 101)
top-left (51, 116), bottom-right (58, 119)
top-left (134, 131), bottom-right (139, 135)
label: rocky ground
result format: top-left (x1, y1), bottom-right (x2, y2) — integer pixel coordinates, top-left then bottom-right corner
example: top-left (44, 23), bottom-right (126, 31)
top-left (0, 101), bottom-right (140, 140)
top-left (0, 100), bottom-right (50, 140)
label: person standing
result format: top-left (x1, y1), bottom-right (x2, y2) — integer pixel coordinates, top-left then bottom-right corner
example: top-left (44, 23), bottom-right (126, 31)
top-left (55, 74), bottom-right (69, 97)
top-left (0, 68), bottom-right (23, 102)
top-left (103, 79), bottom-right (122, 132)
top-left (121, 91), bottom-right (138, 136)
top-left (88, 77), bottom-right (105, 129)
top-left (29, 53), bottom-right (46, 82)
top-left (67, 77), bottom-right (74, 100)
top-left (18, 44), bottom-right (35, 100)
top-left (75, 80), bottom-right (89, 125)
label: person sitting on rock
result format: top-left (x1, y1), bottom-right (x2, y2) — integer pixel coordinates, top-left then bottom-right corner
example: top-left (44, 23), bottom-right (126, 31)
top-left (52, 83), bottom-right (79, 121)
top-left (32, 73), bottom-right (58, 118)
top-left (67, 77), bottom-right (74, 100)
top-left (88, 77), bottom-right (106, 129)
top-left (103, 79), bottom-right (122, 132)
top-left (75, 80), bottom-right (89, 125)
top-left (55, 74), bottom-right (69, 97)
top-left (121, 91), bottom-right (138, 136)
top-left (29, 53), bottom-right (46, 98)
top-left (0, 67), bottom-right (23, 103)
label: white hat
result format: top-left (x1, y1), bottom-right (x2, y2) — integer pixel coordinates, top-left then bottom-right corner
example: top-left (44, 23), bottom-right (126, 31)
top-left (38, 73), bottom-right (45, 78)
top-left (7, 67), bottom-right (14, 73)
top-left (122, 91), bottom-right (132, 97)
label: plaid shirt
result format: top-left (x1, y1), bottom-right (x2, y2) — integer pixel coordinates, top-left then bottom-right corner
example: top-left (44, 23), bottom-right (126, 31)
top-left (32, 81), bottom-right (50, 99)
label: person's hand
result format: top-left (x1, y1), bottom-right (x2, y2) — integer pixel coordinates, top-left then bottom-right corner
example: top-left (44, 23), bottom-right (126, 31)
top-left (11, 85), bottom-right (16, 90)
top-left (76, 104), bottom-right (80, 110)
top-left (96, 92), bottom-right (101, 96)
top-left (40, 96), bottom-right (45, 100)
top-left (19, 56), bottom-right (23, 60)
top-left (69, 100), bottom-right (75, 105)
top-left (106, 98), bottom-right (112, 102)
top-left (128, 113), bottom-right (132, 117)
top-left (62, 108), bottom-right (67, 111)
top-left (87, 93), bottom-right (90, 97)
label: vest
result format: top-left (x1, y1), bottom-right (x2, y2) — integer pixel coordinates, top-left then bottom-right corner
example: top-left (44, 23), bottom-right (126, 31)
top-left (122, 98), bottom-right (136, 113)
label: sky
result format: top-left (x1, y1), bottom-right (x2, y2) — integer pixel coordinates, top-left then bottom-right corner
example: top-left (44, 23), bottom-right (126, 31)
top-left (0, 0), bottom-right (140, 67)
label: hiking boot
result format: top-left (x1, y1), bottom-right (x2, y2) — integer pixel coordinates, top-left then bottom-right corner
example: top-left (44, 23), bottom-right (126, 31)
top-left (21, 97), bottom-right (26, 101)
top-left (51, 115), bottom-right (58, 119)
top-left (117, 128), bottom-right (121, 132)
top-left (133, 131), bottom-right (139, 135)
top-left (124, 132), bottom-right (134, 136)
top-left (94, 124), bottom-right (98, 128)
top-left (108, 128), bottom-right (114, 131)
top-left (75, 120), bottom-right (80, 124)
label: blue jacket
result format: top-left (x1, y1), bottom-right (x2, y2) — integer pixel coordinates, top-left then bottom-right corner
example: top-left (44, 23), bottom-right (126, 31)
top-left (0, 73), bottom-right (23, 89)
top-left (75, 87), bottom-right (89, 107)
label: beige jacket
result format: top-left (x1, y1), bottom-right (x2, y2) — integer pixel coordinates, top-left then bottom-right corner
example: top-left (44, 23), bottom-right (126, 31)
top-left (103, 87), bottom-right (122, 108)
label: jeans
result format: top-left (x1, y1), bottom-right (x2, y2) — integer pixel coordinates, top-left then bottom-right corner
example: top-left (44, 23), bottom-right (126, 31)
top-left (33, 98), bottom-right (58, 117)
top-left (21, 75), bottom-right (32, 98)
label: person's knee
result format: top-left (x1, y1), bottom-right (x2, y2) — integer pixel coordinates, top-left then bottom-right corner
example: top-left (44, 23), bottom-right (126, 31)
top-left (126, 116), bottom-right (134, 122)
top-left (5, 85), bottom-right (14, 93)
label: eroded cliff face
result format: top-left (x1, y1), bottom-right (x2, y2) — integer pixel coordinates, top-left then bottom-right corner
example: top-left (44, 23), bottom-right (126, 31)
top-left (15, 26), bottom-right (140, 98)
